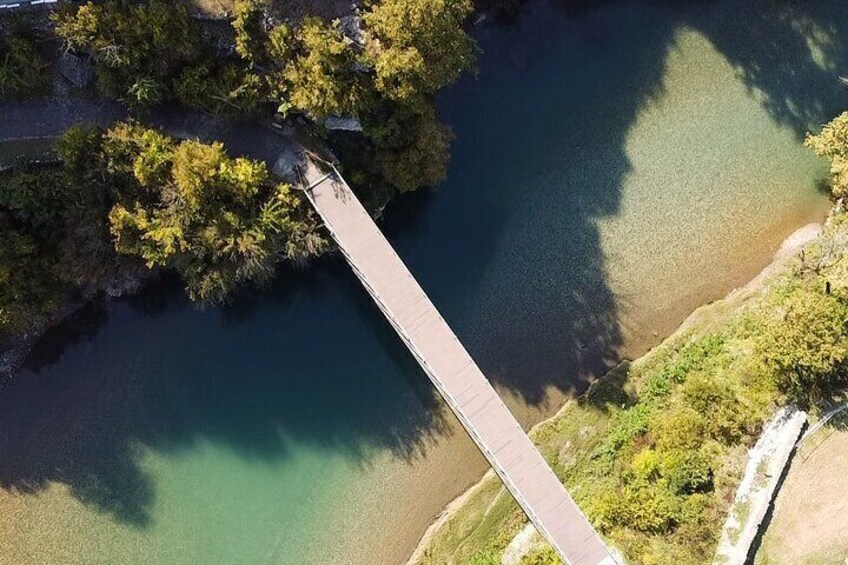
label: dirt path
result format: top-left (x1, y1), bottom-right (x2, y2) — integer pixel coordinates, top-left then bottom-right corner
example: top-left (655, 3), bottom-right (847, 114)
top-left (756, 412), bottom-right (848, 564)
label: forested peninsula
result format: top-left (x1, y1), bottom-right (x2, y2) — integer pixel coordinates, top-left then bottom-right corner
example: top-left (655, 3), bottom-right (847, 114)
top-left (0, 0), bottom-right (476, 353)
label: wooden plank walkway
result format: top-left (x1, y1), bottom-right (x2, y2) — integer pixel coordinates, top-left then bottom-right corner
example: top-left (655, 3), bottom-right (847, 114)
top-left (299, 159), bottom-right (615, 565)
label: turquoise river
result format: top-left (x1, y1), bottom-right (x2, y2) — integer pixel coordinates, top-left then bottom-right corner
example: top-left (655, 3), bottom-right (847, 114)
top-left (2, 0), bottom-right (848, 563)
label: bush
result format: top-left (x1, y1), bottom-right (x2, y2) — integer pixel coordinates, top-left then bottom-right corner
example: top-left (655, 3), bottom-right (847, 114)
top-left (748, 283), bottom-right (848, 405)
top-left (52, 0), bottom-right (201, 107)
top-left (363, 0), bottom-right (477, 106)
top-left (588, 481), bottom-right (681, 534)
top-left (467, 550), bottom-right (499, 565)
top-left (648, 405), bottom-right (707, 451)
top-left (0, 28), bottom-right (51, 99)
top-left (657, 449), bottom-right (712, 495)
top-left (682, 374), bottom-right (761, 444)
top-left (631, 448), bottom-right (661, 480)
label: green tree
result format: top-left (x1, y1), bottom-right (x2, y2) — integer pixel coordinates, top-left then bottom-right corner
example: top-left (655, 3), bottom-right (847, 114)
top-left (280, 18), bottom-right (369, 120)
top-left (750, 283), bottom-right (848, 404)
top-left (0, 216), bottom-right (64, 339)
top-left (375, 104), bottom-right (454, 192)
top-left (0, 30), bottom-right (51, 99)
top-left (805, 111), bottom-right (848, 198)
top-left (55, 125), bottom-right (126, 287)
top-left (363, 0), bottom-right (477, 105)
top-left (0, 166), bottom-right (65, 228)
top-left (232, 0), bottom-right (269, 66)
top-left (52, 0), bottom-right (201, 107)
top-left (175, 64), bottom-right (265, 116)
top-left (102, 126), bottom-right (326, 302)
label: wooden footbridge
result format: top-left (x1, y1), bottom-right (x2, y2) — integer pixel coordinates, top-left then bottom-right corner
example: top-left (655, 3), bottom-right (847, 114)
top-left (299, 158), bottom-right (616, 565)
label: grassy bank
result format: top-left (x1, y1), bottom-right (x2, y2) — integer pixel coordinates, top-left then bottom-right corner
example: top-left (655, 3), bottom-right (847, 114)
top-left (412, 203), bottom-right (848, 564)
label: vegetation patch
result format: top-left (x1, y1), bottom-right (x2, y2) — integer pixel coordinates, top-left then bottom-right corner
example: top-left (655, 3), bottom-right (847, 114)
top-left (0, 18), bottom-right (51, 99)
top-left (0, 123), bottom-right (325, 340)
top-left (50, 0), bottom-right (476, 199)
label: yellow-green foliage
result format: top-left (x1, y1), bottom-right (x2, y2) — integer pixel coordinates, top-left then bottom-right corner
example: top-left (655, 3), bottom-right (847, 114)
top-left (363, 0), bottom-right (477, 106)
top-left (0, 24), bottom-right (50, 99)
top-left (281, 18), bottom-right (370, 120)
top-left (232, 0), bottom-right (268, 66)
top-left (175, 64), bottom-right (265, 117)
top-left (0, 123), bottom-right (327, 333)
top-left (223, 0), bottom-right (472, 194)
top-left (806, 111), bottom-right (848, 198)
top-left (52, 0), bottom-right (201, 108)
top-left (98, 123), bottom-right (326, 302)
top-left (519, 545), bottom-right (561, 564)
top-left (745, 282), bottom-right (848, 406)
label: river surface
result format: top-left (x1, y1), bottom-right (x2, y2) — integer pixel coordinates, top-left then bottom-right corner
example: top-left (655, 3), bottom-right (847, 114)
top-left (2, 0), bottom-right (847, 563)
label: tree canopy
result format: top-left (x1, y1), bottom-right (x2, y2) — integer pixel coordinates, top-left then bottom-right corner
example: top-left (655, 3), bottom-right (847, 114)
top-left (91, 123), bottom-right (326, 302)
top-left (280, 17), bottom-right (370, 120)
top-left (806, 111), bottom-right (848, 198)
top-left (0, 22), bottom-right (50, 99)
top-left (52, 0), bottom-right (201, 108)
top-left (362, 0), bottom-right (477, 106)
top-left (0, 124), bottom-right (326, 319)
top-left (49, 0), bottom-right (477, 194)
top-left (747, 283), bottom-right (848, 405)
top-left (375, 105), bottom-right (454, 192)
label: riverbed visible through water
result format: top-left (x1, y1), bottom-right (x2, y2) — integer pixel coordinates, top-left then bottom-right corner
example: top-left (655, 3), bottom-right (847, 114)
top-left (1, 0), bottom-right (847, 563)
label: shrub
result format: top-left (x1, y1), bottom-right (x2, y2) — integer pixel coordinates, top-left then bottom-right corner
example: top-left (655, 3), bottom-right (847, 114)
top-left (363, 0), bottom-right (477, 106)
top-left (631, 448), bottom-right (661, 480)
top-left (682, 374), bottom-right (761, 444)
top-left (748, 283), bottom-right (848, 405)
top-left (657, 449), bottom-right (713, 495)
top-left (648, 405), bottom-right (707, 451)
top-left (467, 550), bottom-right (499, 565)
top-left (0, 30), bottom-right (50, 99)
top-left (52, 0), bottom-right (201, 107)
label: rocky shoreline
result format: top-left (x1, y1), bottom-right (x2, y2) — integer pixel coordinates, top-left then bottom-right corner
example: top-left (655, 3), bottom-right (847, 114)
top-left (0, 266), bottom-right (149, 382)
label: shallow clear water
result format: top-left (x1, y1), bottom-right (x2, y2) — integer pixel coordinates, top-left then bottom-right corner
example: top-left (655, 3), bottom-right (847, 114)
top-left (2, 0), bottom-right (848, 563)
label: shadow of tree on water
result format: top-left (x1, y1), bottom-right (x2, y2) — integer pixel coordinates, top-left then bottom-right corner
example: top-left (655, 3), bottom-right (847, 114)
top-left (681, 0), bottom-right (848, 137)
top-left (417, 0), bottom-right (848, 406)
top-left (2, 0), bottom-right (848, 529)
top-left (0, 259), bottom-right (449, 528)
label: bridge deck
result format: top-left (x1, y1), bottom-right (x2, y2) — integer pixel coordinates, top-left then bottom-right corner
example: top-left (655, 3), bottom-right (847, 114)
top-left (300, 160), bottom-right (615, 565)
